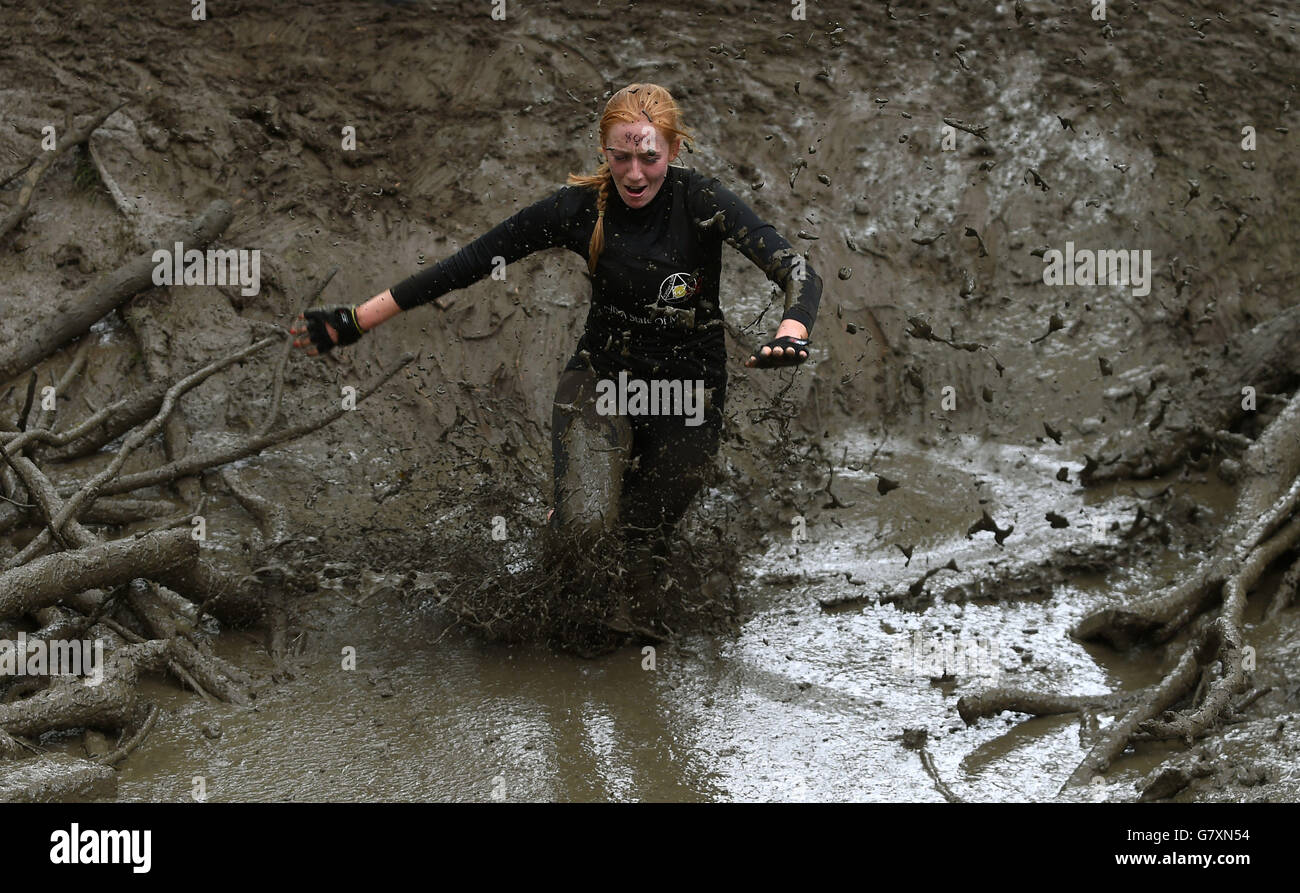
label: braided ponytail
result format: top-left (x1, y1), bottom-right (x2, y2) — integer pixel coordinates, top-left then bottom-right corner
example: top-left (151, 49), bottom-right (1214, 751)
top-left (588, 162), bottom-right (612, 274)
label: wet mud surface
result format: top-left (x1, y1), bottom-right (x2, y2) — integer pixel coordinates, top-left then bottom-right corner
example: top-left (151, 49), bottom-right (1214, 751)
top-left (1, 0), bottom-right (1298, 801)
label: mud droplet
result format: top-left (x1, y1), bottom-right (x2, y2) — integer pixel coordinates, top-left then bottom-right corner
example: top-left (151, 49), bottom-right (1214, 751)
top-left (966, 509), bottom-right (1014, 545)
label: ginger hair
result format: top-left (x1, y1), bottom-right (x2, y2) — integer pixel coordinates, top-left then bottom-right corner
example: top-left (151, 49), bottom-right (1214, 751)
top-left (567, 83), bottom-right (693, 274)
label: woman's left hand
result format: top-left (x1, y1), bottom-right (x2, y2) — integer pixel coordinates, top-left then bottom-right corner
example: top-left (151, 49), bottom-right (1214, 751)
top-left (746, 319), bottom-right (810, 368)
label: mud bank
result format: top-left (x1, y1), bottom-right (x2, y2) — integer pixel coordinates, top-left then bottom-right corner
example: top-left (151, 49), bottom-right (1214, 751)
top-left (1, 0), bottom-right (1298, 800)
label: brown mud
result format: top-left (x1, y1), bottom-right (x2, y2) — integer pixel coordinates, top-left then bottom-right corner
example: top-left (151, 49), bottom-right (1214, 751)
top-left (1, 0), bottom-right (1298, 801)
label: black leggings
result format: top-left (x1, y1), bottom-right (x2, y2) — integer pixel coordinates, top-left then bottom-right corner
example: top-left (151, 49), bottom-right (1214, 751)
top-left (550, 365), bottom-right (724, 548)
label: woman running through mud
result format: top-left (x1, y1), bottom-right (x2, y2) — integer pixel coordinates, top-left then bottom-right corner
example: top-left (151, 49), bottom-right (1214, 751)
top-left (291, 83), bottom-right (821, 639)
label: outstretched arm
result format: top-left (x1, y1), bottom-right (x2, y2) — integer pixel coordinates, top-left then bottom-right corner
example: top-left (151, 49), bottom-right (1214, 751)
top-left (387, 188), bottom-right (572, 312)
top-left (292, 188), bottom-right (573, 354)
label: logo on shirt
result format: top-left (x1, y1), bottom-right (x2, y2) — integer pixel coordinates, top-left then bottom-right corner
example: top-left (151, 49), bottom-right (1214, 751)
top-left (658, 271), bottom-right (700, 305)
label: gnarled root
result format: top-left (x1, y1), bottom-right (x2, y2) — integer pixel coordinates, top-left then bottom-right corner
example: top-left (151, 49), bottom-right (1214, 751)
top-left (0, 640), bottom-right (170, 738)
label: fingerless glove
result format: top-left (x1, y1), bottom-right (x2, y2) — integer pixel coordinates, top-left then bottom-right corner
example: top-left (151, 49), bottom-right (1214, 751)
top-left (303, 305), bottom-right (365, 353)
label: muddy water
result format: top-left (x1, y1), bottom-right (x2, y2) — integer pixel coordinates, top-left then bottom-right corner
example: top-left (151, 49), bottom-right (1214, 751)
top-left (100, 423), bottom-right (1224, 803)
top-left (3, 0), bottom-right (1298, 802)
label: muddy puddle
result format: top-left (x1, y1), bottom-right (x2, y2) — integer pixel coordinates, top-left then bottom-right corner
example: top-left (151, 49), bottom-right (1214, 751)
top-left (82, 427), bottom-right (1226, 803)
top-left (3, 0), bottom-right (1298, 803)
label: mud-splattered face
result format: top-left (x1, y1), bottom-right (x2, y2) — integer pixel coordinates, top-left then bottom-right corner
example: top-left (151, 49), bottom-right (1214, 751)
top-left (602, 121), bottom-right (678, 209)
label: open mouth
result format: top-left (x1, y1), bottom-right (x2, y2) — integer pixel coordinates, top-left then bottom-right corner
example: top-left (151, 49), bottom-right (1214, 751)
top-left (626, 185), bottom-right (647, 197)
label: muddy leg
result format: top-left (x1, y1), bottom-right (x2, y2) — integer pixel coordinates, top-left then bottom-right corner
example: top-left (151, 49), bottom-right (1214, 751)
top-left (546, 367), bottom-right (639, 639)
top-left (620, 392), bottom-right (724, 612)
top-left (621, 392), bottom-right (722, 535)
top-left (550, 367), bottom-right (633, 546)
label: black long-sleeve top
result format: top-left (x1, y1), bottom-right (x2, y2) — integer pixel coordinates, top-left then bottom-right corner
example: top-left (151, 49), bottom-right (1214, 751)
top-left (388, 165), bottom-right (821, 390)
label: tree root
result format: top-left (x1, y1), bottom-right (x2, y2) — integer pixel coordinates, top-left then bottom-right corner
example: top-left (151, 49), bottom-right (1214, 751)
top-left (71, 349), bottom-right (417, 499)
top-left (0, 527), bottom-right (196, 617)
top-left (218, 467), bottom-right (285, 542)
top-left (126, 581), bottom-right (250, 704)
top-left (1074, 395), bottom-right (1300, 648)
top-left (1265, 552), bottom-right (1300, 621)
top-left (49, 335), bottom-right (281, 540)
top-left (957, 379), bottom-right (1300, 791)
top-left (0, 99), bottom-right (126, 245)
top-left (1063, 634), bottom-right (1207, 788)
top-left (257, 266), bottom-right (339, 436)
top-left (39, 380), bottom-right (170, 463)
top-left (1083, 306), bottom-right (1300, 485)
top-left (5, 335), bottom-right (278, 568)
top-left (0, 162), bottom-right (422, 779)
top-left (957, 687), bottom-right (1140, 726)
top-left (1052, 506), bottom-right (1298, 786)
top-left (0, 198), bottom-right (233, 385)
top-left (94, 704), bottom-right (160, 767)
top-left (902, 728), bottom-right (963, 803)
top-left (121, 293), bottom-right (203, 504)
top-left (0, 640), bottom-right (169, 737)
top-left (0, 752), bottom-right (118, 802)
top-left (1056, 508), bottom-right (1300, 786)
